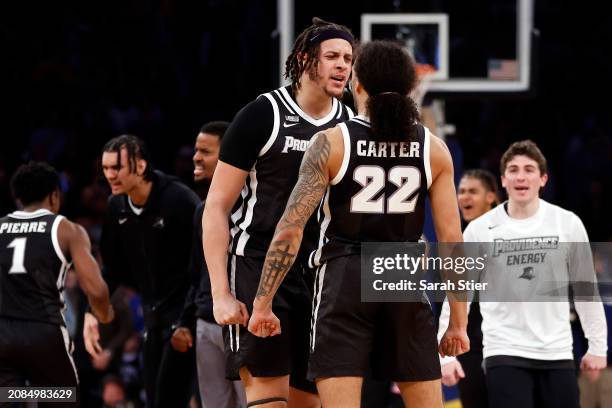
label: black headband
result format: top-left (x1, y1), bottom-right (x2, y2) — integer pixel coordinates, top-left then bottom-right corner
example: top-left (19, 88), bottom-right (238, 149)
top-left (309, 28), bottom-right (354, 46)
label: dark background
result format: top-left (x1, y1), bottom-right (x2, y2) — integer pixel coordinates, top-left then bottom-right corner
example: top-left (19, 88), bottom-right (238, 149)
top-left (1, 0), bottom-right (610, 239)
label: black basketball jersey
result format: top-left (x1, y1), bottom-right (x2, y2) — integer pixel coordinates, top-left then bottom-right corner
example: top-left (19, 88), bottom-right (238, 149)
top-left (229, 86), bottom-right (354, 259)
top-left (0, 209), bottom-right (70, 325)
top-left (309, 116), bottom-right (432, 266)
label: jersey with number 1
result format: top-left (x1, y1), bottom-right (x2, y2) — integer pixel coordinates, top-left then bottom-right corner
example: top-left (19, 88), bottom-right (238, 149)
top-left (309, 116), bottom-right (432, 267)
top-left (0, 209), bottom-right (69, 325)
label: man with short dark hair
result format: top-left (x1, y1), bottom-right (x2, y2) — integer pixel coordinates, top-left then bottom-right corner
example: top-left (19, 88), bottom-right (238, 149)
top-left (85, 134), bottom-right (200, 407)
top-left (1, 162), bottom-right (113, 400)
top-left (171, 122), bottom-right (247, 407)
top-left (439, 140), bottom-right (607, 408)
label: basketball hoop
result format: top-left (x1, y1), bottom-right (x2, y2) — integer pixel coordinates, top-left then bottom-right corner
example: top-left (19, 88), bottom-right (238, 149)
top-left (411, 63), bottom-right (436, 108)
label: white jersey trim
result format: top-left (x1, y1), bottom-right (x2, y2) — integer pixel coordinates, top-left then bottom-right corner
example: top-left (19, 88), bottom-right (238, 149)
top-left (423, 126), bottom-right (432, 189)
top-left (273, 89), bottom-right (295, 114)
top-left (51, 215), bottom-right (68, 265)
top-left (57, 262), bottom-right (69, 326)
top-left (60, 325), bottom-right (79, 384)
top-left (352, 114), bottom-right (371, 127)
top-left (52, 216), bottom-right (70, 327)
top-left (229, 255), bottom-right (240, 352)
top-left (310, 263), bottom-right (328, 351)
top-left (8, 208), bottom-right (53, 219)
top-left (310, 187), bottom-right (331, 267)
top-left (331, 123), bottom-right (351, 185)
top-left (347, 106), bottom-right (355, 118)
top-left (279, 87), bottom-right (339, 126)
top-left (259, 93), bottom-right (280, 157)
top-left (335, 104), bottom-right (343, 119)
top-left (337, 104), bottom-right (354, 119)
top-left (235, 168), bottom-right (259, 256)
top-left (229, 186), bottom-right (248, 243)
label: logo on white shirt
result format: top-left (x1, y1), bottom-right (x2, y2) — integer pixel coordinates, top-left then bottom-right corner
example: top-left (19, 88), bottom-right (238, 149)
top-left (519, 266), bottom-right (535, 280)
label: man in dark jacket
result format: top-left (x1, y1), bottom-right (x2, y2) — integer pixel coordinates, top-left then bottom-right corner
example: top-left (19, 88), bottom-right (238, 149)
top-left (84, 134), bottom-right (200, 407)
top-left (171, 121), bottom-right (247, 408)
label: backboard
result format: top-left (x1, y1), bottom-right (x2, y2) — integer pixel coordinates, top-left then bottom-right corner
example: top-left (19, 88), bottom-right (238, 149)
top-left (360, 0), bottom-right (534, 92)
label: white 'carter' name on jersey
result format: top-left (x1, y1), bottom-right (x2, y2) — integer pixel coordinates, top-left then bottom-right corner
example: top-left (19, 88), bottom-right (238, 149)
top-left (0, 221), bottom-right (48, 234)
top-left (282, 136), bottom-right (311, 153)
top-left (357, 140), bottom-right (420, 158)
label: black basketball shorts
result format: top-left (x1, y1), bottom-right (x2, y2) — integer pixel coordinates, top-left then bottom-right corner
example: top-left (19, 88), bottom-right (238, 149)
top-left (308, 255), bottom-right (441, 382)
top-left (0, 317), bottom-right (78, 406)
top-left (224, 254), bottom-right (316, 393)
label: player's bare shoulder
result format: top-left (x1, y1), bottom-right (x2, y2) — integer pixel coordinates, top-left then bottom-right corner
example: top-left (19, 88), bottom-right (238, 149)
top-left (57, 217), bottom-right (90, 255)
top-left (311, 124), bottom-right (342, 144)
top-left (310, 125), bottom-right (344, 179)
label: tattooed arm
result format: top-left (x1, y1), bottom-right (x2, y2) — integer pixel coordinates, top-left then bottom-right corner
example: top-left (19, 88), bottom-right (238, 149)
top-left (248, 129), bottom-right (341, 337)
top-left (257, 131), bottom-right (331, 304)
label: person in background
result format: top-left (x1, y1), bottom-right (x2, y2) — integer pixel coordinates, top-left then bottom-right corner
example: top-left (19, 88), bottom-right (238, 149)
top-left (439, 140), bottom-right (607, 408)
top-left (85, 135), bottom-right (200, 407)
top-left (442, 168), bottom-right (499, 408)
top-left (0, 161), bottom-right (114, 402)
top-left (171, 121), bottom-right (247, 407)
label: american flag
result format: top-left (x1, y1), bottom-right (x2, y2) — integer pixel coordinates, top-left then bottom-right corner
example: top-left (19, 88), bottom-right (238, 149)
top-left (488, 59), bottom-right (519, 80)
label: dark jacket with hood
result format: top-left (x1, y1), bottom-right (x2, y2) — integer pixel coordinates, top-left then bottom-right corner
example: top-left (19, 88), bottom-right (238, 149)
top-left (100, 170), bottom-right (200, 329)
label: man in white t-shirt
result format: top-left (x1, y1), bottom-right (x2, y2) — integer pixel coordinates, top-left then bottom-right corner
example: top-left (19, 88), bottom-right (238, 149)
top-left (438, 140), bottom-right (607, 408)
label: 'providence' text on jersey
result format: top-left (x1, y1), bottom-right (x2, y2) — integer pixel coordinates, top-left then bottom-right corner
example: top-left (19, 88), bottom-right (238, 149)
top-left (229, 86), bottom-right (353, 259)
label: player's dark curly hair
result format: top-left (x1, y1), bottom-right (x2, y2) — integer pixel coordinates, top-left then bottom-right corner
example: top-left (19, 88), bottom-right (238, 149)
top-left (102, 134), bottom-right (154, 181)
top-left (354, 40), bottom-right (419, 142)
top-left (11, 161), bottom-right (60, 206)
top-left (285, 17), bottom-right (354, 94)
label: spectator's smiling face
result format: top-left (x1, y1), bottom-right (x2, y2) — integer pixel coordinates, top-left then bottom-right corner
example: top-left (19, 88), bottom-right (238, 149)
top-left (193, 132), bottom-right (220, 182)
top-left (501, 155), bottom-right (547, 205)
top-left (457, 177), bottom-right (496, 222)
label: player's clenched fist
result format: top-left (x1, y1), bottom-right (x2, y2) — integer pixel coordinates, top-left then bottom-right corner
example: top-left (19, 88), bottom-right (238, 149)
top-left (212, 292), bottom-right (249, 326)
top-left (439, 325), bottom-right (470, 358)
top-left (248, 306), bottom-right (281, 338)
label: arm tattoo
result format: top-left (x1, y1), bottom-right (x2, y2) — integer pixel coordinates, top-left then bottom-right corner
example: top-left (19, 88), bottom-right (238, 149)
top-left (279, 132), bottom-right (331, 231)
top-left (255, 132), bottom-right (332, 300)
top-left (257, 240), bottom-right (295, 297)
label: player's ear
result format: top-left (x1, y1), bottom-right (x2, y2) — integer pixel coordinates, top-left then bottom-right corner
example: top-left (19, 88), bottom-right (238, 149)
top-left (136, 159), bottom-right (147, 177)
top-left (485, 191), bottom-right (497, 206)
top-left (539, 173), bottom-right (548, 188)
top-left (354, 78), bottom-right (365, 95)
top-left (49, 189), bottom-right (61, 213)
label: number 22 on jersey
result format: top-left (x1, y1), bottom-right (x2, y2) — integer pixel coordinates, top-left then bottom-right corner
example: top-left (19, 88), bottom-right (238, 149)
top-left (350, 165), bottom-right (420, 214)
